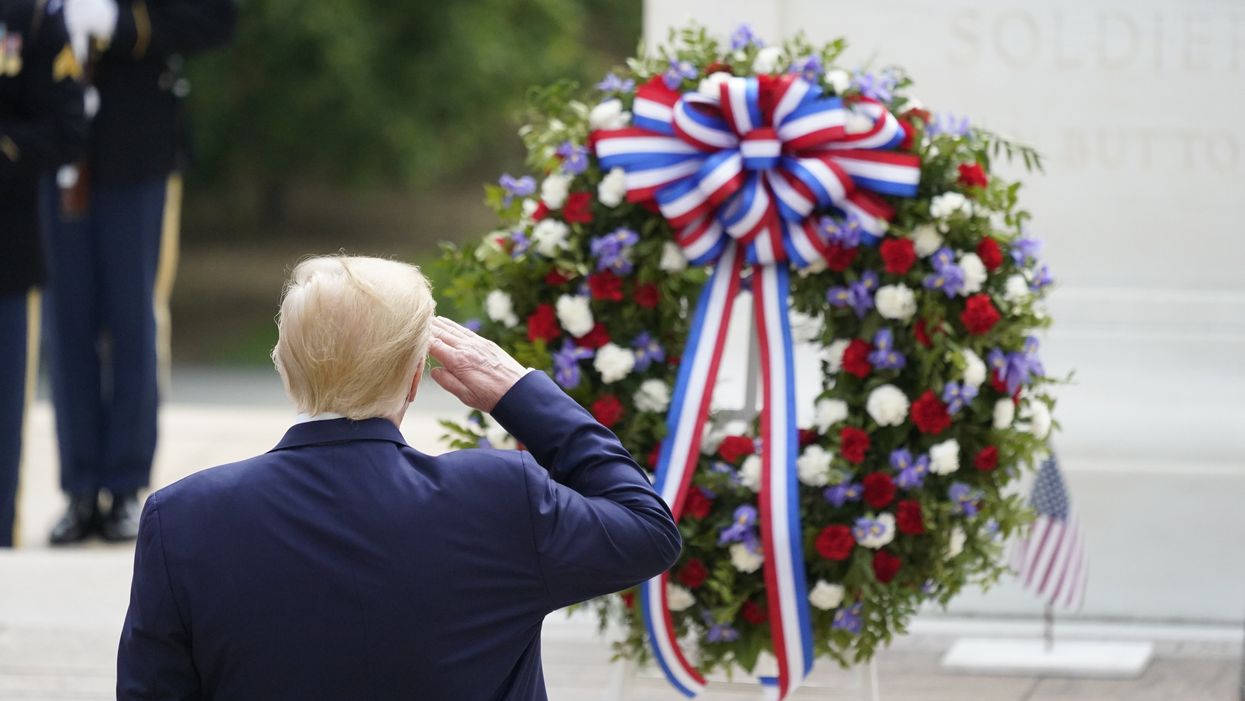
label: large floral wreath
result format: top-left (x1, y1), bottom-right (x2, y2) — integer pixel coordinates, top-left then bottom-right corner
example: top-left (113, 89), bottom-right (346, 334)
top-left (440, 24), bottom-right (1057, 693)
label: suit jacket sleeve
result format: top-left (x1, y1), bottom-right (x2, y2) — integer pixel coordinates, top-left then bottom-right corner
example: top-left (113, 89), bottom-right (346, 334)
top-left (491, 370), bottom-right (682, 610)
top-left (117, 495), bottom-right (202, 700)
top-left (109, 0), bottom-right (237, 60)
top-left (0, 6), bottom-right (86, 179)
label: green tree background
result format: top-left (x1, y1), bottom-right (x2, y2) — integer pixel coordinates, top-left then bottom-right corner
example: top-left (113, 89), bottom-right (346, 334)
top-left (172, 0), bottom-right (640, 363)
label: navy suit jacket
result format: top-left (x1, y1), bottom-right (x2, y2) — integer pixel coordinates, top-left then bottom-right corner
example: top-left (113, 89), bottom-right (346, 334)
top-left (117, 371), bottom-right (681, 700)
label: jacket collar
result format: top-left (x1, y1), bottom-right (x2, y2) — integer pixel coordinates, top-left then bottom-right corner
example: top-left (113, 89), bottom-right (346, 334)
top-left (270, 417), bottom-right (409, 452)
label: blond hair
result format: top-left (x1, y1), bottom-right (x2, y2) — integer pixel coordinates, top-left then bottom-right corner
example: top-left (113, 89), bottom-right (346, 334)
top-left (272, 255), bottom-right (435, 420)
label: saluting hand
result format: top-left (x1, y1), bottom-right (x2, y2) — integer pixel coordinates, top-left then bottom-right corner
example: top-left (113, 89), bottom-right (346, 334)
top-left (428, 316), bottom-right (528, 413)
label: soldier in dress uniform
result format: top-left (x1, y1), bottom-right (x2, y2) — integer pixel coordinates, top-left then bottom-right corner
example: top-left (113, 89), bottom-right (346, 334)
top-left (44, 0), bottom-right (235, 544)
top-left (0, 0), bottom-right (86, 548)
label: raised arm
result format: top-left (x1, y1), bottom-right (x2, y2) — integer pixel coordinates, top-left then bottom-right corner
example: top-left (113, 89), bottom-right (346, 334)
top-left (429, 317), bottom-right (681, 610)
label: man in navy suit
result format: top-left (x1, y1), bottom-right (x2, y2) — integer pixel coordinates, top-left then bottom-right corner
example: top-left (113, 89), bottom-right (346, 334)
top-left (116, 255), bottom-right (681, 700)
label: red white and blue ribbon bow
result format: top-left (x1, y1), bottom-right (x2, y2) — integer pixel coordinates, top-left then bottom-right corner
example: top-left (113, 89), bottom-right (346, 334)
top-left (592, 73), bottom-right (919, 700)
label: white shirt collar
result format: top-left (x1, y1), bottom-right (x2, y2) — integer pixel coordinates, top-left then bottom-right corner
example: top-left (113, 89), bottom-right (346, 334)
top-left (294, 411), bottom-right (348, 425)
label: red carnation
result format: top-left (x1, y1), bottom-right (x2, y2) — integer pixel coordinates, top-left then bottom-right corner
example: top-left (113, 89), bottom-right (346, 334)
top-left (574, 323), bottom-right (611, 349)
top-left (914, 319), bottom-right (932, 348)
top-left (911, 390), bottom-right (952, 435)
top-left (896, 500), bottom-right (925, 535)
top-left (544, 269), bottom-right (573, 286)
top-left (562, 191), bottom-right (594, 223)
top-left (678, 558), bottom-right (708, 589)
top-left (588, 271), bottom-right (624, 301)
top-left (684, 487), bottom-right (713, 520)
top-left (741, 600), bottom-right (768, 625)
top-left (961, 293), bottom-right (1001, 335)
top-left (958, 162), bottom-right (989, 188)
top-left (842, 339), bottom-right (873, 379)
top-left (621, 591), bottom-right (635, 609)
top-left (718, 435), bottom-right (755, 463)
top-left (872, 550), bottom-right (902, 583)
top-left (839, 427), bottom-right (870, 464)
top-left (704, 60), bottom-right (734, 75)
top-left (825, 244), bottom-right (859, 272)
top-left (797, 428), bottom-right (819, 447)
top-left (525, 304), bottom-right (560, 343)
top-left (591, 395), bottom-right (624, 427)
top-left (862, 473), bottom-right (896, 509)
top-left (815, 524), bottom-right (855, 561)
top-left (975, 445), bottom-right (1000, 471)
top-left (634, 283), bottom-right (660, 309)
top-left (880, 237), bottom-right (917, 275)
top-left (531, 202), bottom-right (550, 221)
top-left (977, 237), bottom-right (1004, 271)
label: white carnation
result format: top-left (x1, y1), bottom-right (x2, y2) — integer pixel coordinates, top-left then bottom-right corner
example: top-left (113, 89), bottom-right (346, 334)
top-left (875, 284), bottom-right (917, 321)
top-left (739, 454), bottom-right (762, 492)
top-left (555, 295), bottom-right (594, 337)
top-left (540, 173), bottom-right (571, 209)
top-left (729, 543), bottom-right (764, 573)
top-left (993, 398), bottom-right (1015, 429)
top-left (824, 69), bottom-right (851, 95)
top-left (930, 192), bottom-right (973, 219)
top-left (857, 513), bottom-right (896, 549)
top-left (797, 445), bottom-right (834, 487)
top-left (752, 46), bottom-right (783, 74)
top-left (485, 290), bottom-right (518, 327)
top-left (808, 580), bottom-right (845, 610)
top-left (946, 527), bottom-right (967, 559)
top-left (634, 379), bottom-right (671, 413)
top-left (910, 224), bottom-right (944, 257)
top-left (823, 339), bottom-right (850, 374)
top-left (667, 583), bottom-right (695, 612)
top-left (520, 198), bottom-right (540, 220)
top-left (700, 424), bottom-right (726, 456)
top-left (1020, 398), bottom-right (1052, 440)
top-left (588, 98), bottom-right (630, 131)
top-left (597, 167), bottom-right (627, 208)
top-left (593, 343), bottom-right (636, 384)
top-left (813, 398), bottom-right (849, 433)
top-left (962, 349), bottom-right (987, 389)
top-left (659, 241), bottom-right (688, 272)
top-left (959, 252), bottom-right (988, 294)
top-left (531, 219), bottom-right (570, 258)
top-left (866, 384), bottom-right (909, 427)
top-left (1004, 274), bottom-right (1031, 303)
top-left (929, 438), bottom-right (960, 475)
top-left (697, 71), bottom-right (732, 99)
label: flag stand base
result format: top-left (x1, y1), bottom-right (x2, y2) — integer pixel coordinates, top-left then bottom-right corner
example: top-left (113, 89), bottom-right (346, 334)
top-left (940, 638), bottom-right (1154, 678)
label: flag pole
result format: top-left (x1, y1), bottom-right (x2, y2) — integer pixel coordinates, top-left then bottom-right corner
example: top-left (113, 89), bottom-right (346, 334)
top-left (1043, 602), bottom-right (1055, 653)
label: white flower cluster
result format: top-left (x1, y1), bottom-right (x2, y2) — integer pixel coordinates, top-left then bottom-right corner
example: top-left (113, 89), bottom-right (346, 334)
top-left (930, 191), bottom-right (973, 220)
top-left (929, 438), bottom-right (960, 475)
top-left (531, 219), bottom-right (570, 257)
top-left (797, 445), bottom-right (834, 487)
top-left (667, 583), bottom-right (695, 612)
top-left (808, 580), bottom-right (845, 610)
top-left (597, 168), bottom-right (627, 208)
top-left (812, 398), bottom-right (848, 433)
top-left (555, 295), bottom-right (593, 337)
top-left (739, 455), bottom-right (762, 492)
top-left (594, 343), bottom-right (636, 384)
top-left (485, 290), bottom-right (518, 327)
top-left (866, 385), bottom-right (909, 426)
top-left (875, 284), bottom-right (916, 321)
top-left (540, 173), bottom-right (571, 209)
top-left (730, 543), bottom-right (764, 573)
top-left (634, 379), bottom-right (671, 413)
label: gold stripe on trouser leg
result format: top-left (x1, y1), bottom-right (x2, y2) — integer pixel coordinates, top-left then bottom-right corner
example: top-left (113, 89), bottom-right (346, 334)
top-left (153, 174), bottom-right (183, 397)
top-left (13, 289), bottom-right (41, 548)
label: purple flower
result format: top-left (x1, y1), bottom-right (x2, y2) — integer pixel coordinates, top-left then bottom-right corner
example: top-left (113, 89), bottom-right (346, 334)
top-left (868, 328), bottom-right (906, 371)
top-left (463, 318), bottom-right (482, 332)
top-left (555, 141), bottom-right (589, 176)
top-left (590, 227), bottom-right (640, 275)
top-left (927, 113), bottom-right (971, 138)
top-left (941, 381), bottom-right (978, 415)
top-left (663, 58), bottom-right (698, 90)
top-left (832, 602), bottom-right (863, 634)
top-left (852, 515), bottom-right (889, 543)
top-left (1031, 263), bottom-right (1054, 291)
top-left (552, 340), bottom-right (594, 389)
top-left (790, 55), bottom-right (823, 83)
top-left (498, 173), bottom-right (535, 206)
top-left (730, 24), bottom-right (762, 50)
top-left (1010, 235), bottom-right (1044, 266)
top-left (719, 504), bottom-right (759, 546)
top-left (921, 580), bottom-right (938, 595)
top-left (896, 456), bottom-right (929, 490)
top-left (924, 247), bottom-right (965, 298)
top-left (703, 611), bottom-right (741, 642)
top-left (595, 72), bottom-right (635, 93)
top-left (949, 482), bottom-right (981, 517)
top-left (988, 339), bottom-right (1043, 395)
top-left (819, 214), bottom-right (862, 248)
top-left (824, 481), bottom-right (863, 508)
top-left (827, 271), bottom-right (878, 318)
top-left (710, 460), bottom-right (740, 485)
top-left (852, 70), bottom-right (897, 103)
top-left (509, 230), bottom-right (530, 258)
top-left (632, 332), bottom-right (665, 371)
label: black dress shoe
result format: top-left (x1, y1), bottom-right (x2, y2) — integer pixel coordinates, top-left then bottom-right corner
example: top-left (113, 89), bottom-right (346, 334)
top-left (101, 491), bottom-right (141, 542)
top-left (49, 493), bottom-right (101, 545)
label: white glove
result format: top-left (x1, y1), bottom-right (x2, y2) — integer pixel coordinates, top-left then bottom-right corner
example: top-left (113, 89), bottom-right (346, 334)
top-left (64, 0), bottom-right (119, 61)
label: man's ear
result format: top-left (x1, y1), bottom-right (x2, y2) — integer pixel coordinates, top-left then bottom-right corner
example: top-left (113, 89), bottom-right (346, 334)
top-left (407, 363), bottom-right (424, 403)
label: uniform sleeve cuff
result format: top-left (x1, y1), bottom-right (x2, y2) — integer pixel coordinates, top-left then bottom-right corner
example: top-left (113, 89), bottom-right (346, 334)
top-left (490, 370), bottom-right (585, 447)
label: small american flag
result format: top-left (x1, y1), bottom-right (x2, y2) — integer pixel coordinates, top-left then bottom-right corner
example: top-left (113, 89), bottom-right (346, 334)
top-left (1013, 452), bottom-right (1087, 610)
